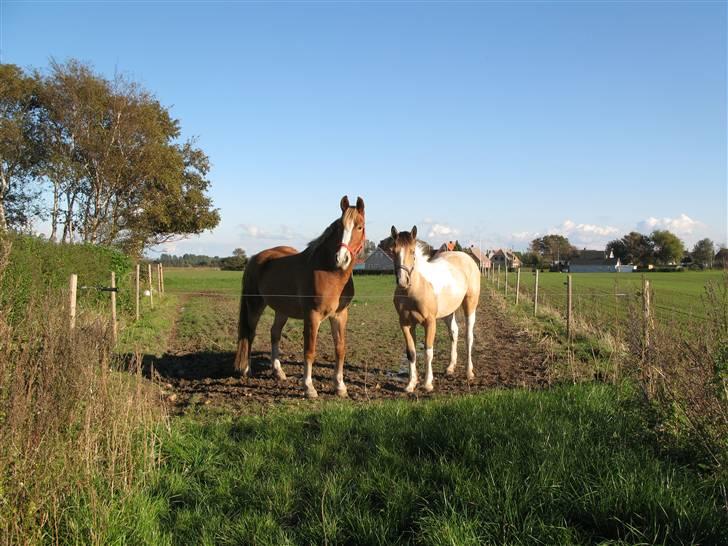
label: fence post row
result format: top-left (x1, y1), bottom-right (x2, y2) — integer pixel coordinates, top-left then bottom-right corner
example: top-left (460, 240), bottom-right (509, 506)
top-left (533, 269), bottom-right (539, 316)
top-left (515, 267), bottom-right (521, 305)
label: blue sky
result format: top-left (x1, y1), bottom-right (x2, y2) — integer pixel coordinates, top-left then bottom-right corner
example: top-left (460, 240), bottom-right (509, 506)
top-left (2, 0), bottom-right (726, 256)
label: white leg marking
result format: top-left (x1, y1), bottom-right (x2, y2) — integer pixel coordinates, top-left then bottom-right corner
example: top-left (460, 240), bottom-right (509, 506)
top-left (271, 341), bottom-right (286, 380)
top-left (466, 312), bottom-right (476, 379)
top-left (424, 347), bottom-right (434, 391)
top-left (445, 314), bottom-right (458, 375)
top-left (405, 351), bottom-right (418, 393)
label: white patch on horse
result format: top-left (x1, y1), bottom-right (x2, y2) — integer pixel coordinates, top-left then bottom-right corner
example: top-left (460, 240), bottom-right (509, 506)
top-left (335, 218), bottom-right (354, 267)
top-left (415, 244), bottom-right (455, 296)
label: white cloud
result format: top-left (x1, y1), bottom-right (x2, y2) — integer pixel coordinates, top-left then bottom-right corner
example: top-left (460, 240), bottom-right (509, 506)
top-left (428, 223), bottom-right (459, 239)
top-left (636, 213), bottom-right (704, 236)
top-left (239, 224), bottom-right (297, 240)
top-left (546, 219), bottom-right (619, 247)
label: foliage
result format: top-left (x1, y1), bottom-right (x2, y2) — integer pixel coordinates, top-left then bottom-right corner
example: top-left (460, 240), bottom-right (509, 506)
top-left (0, 232), bottom-right (132, 324)
top-left (529, 234), bottom-right (575, 264)
top-left (0, 60), bottom-right (220, 253)
top-left (607, 231), bottom-right (655, 266)
top-left (0, 239), bottom-right (165, 544)
top-left (692, 238), bottom-right (716, 268)
top-left (0, 64), bottom-right (44, 232)
top-left (650, 229), bottom-right (685, 265)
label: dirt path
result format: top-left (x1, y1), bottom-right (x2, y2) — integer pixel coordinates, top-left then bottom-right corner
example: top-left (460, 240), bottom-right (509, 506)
top-left (151, 289), bottom-right (549, 412)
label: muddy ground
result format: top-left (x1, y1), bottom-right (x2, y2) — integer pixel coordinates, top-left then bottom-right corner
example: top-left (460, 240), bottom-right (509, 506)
top-left (145, 288), bottom-right (550, 412)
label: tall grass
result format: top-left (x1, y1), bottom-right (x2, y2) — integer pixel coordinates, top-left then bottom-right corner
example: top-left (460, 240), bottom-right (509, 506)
top-left (0, 236), bottom-right (165, 544)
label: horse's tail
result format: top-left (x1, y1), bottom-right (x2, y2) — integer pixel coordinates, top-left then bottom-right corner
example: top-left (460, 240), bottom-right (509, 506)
top-left (233, 258), bottom-right (262, 376)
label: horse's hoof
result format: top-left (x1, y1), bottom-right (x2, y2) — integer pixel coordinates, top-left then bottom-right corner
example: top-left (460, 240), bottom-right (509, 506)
top-left (275, 371), bottom-right (287, 381)
top-left (466, 371), bottom-right (475, 380)
top-left (336, 387), bottom-right (348, 398)
top-left (424, 383), bottom-right (434, 392)
top-left (404, 384), bottom-right (416, 393)
top-left (445, 366), bottom-right (455, 376)
top-left (305, 388), bottom-right (319, 399)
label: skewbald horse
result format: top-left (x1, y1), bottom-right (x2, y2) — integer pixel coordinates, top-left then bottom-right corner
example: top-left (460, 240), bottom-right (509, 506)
top-left (234, 196), bottom-right (365, 398)
top-left (383, 226), bottom-right (481, 393)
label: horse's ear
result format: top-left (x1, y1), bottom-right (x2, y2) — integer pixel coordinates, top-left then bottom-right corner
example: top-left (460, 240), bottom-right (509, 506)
top-left (356, 196), bottom-right (364, 214)
top-left (391, 226), bottom-right (398, 239)
top-left (411, 225), bottom-right (417, 239)
top-left (340, 195), bottom-right (350, 212)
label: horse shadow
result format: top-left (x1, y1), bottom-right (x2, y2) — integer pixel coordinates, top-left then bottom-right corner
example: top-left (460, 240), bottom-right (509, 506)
top-left (117, 350), bottom-right (405, 398)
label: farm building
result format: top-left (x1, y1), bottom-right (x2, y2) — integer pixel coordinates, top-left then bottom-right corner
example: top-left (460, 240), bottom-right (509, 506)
top-left (363, 247), bottom-right (394, 272)
top-left (569, 250), bottom-right (622, 273)
top-left (465, 245), bottom-right (492, 272)
top-left (490, 248), bottom-right (521, 269)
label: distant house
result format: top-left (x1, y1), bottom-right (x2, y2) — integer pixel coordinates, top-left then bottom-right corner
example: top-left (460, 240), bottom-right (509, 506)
top-left (438, 241), bottom-right (457, 253)
top-left (363, 247), bottom-right (394, 272)
top-left (490, 248), bottom-right (521, 269)
top-left (715, 248), bottom-right (728, 269)
top-left (465, 245), bottom-right (491, 272)
top-left (569, 249), bottom-right (623, 273)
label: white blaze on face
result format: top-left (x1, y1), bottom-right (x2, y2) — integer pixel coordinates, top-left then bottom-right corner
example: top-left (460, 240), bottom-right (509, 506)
top-left (335, 219), bottom-right (354, 268)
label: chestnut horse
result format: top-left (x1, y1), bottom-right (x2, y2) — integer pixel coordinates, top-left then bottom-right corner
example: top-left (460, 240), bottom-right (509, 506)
top-left (383, 226), bottom-right (481, 393)
top-left (234, 196), bottom-right (365, 398)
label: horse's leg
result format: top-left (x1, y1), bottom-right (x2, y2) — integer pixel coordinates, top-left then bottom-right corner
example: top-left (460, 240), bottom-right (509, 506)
top-left (234, 295), bottom-right (264, 377)
top-left (423, 318), bottom-right (436, 392)
top-left (270, 311), bottom-right (288, 380)
top-left (329, 308), bottom-right (349, 398)
top-left (302, 311), bottom-right (322, 398)
top-left (401, 324), bottom-right (418, 393)
top-left (443, 313), bottom-right (459, 376)
top-left (465, 309), bottom-right (476, 380)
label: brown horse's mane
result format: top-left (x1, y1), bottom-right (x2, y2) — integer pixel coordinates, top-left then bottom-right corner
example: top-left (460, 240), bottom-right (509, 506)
top-left (303, 207), bottom-right (358, 258)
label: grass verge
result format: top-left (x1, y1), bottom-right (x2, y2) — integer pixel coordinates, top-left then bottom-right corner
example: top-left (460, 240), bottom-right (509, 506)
top-left (121, 383), bottom-right (727, 544)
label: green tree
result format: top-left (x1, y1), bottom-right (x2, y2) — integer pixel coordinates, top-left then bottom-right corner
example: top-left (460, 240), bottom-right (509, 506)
top-left (0, 64), bottom-right (43, 232)
top-left (691, 238), bottom-right (715, 268)
top-left (529, 235), bottom-right (575, 264)
top-left (650, 230), bottom-right (684, 265)
top-left (361, 239), bottom-right (376, 258)
top-left (607, 232), bottom-right (654, 266)
top-left (37, 59), bottom-right (219, 253)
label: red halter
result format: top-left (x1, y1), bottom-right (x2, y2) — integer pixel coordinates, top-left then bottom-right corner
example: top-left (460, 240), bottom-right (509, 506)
top-left (339, 225), bottom-right (365, 257)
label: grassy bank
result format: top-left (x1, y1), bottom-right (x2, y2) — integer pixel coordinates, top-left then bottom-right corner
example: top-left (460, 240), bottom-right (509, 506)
top-left (118, 383), bottom-right (727, 544)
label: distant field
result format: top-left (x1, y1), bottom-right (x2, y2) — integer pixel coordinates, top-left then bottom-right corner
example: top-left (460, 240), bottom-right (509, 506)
top-left (498, 269), bottom-right (723, 324)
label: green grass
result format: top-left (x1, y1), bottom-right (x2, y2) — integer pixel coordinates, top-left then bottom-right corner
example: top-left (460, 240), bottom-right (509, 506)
top-left (164, 267), bottom-right (243, 294)
top-left (110, 383), bottom-right (726, 545)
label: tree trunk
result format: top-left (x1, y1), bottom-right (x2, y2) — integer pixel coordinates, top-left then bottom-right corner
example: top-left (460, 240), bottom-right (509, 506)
top-left (0, 169), bottom-right (8, 233)
top-left (49, 182), bottom-right (60, 241)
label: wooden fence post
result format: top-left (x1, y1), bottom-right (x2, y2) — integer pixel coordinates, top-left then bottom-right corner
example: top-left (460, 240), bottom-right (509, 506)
top-left (497, 264), bottom-right (501, 290)
top-left (157, 263), bottom-right (162, 298)
top-left (69, 273), bottom-right (77, 330)
top-left (160, 263), bottom-right (165, 294)
top-left (504, 263), bottom-right (509, 297)
top-left (135, 264), bottom-right (140, 321)
top-left (533, 269), bottom-right (539, 316)
top-left (642, 277), bottom-right (653, 395)
top-left (566, 274), bottom-right (573, 340)
top-left (515, 267), bottom-right (521, 305)
top-left (148, 263), bottom-right (154, 310)
top-left (110, 271), bottom-right (117, 344)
